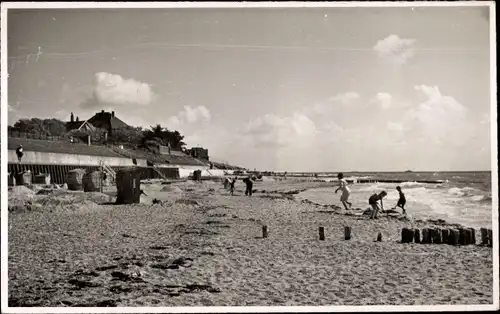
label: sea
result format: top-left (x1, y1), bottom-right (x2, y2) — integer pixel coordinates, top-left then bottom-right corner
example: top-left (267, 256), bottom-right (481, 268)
top-left (295, 171), bottom-right (495, 229)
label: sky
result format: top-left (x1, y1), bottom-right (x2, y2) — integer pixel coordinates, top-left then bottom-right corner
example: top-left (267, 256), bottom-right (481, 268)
top-left (4, 4), bottom-right (493, 172)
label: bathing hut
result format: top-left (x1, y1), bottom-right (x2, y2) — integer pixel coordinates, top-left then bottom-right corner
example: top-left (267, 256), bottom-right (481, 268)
top-left (115, 167), bottom-right (142, 204)
top-left (34, 173), bottom-right (51, 185)
top-left (16, 170), bottom-right (32, 186)
top-left (83, 171), bottom-right (104, 192)
top-left (66, 169), bottom-right (86, 191)
top-left (8, 173), bottom-right (16, 186)
top-left (193, 170), bottom-right (202, 181)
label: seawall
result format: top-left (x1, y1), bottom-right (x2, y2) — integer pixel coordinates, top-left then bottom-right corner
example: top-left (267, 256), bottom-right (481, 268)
top-left (8, 149), bottom-right (142, 167)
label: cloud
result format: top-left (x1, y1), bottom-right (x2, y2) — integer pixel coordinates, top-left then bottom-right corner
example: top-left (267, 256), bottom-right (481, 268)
top-left (166, 105), bottom-right (212, 129)
top-left (373, 34), bottom-right (416, 65)
top-left (373, 92), bottom-right (392, 109)
top-left (8, 104), bottom-right (18, 113)
top-left (241, 112), bottom-right (317, 148)
top-left (405, 85), bottom-right (471, 146)
top-left (387, 121), bottom-right (404, 132)
top-left (329, 92), bottom-right (360, 105)
top-left (91, 72), bottom-right (155, 107)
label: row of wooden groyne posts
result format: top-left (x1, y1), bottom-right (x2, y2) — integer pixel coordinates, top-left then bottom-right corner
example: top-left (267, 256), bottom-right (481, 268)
top-left (259, 225), bottom-right (494, 247)
top-left (7, 163), bottom-right (179, 185)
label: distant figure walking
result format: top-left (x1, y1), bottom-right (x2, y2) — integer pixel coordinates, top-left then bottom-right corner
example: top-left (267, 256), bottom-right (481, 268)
top-left (368, 191), bottom-right (387, 219)
top-left (335, 173), bottom-right (352, 210)
top-left (391, 186), bottom-right (407, 215)
top-left (244, 177), bottom-right (253, 196)
top-left (230, 177), bottom-right (236, 195)
top-left (15, 145), bottom-right (24, 163)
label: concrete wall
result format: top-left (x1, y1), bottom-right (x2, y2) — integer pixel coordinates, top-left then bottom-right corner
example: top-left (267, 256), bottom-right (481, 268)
top-left (7, 149), bottom-right (230, 178)
top-left (176, 167), bottom-right (232, 178)
top-left (7, 150), bottom-right (142, 167)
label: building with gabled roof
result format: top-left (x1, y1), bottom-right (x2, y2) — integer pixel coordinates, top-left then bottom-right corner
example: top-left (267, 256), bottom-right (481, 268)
top-left (66, 110), bottom-right (129, 135)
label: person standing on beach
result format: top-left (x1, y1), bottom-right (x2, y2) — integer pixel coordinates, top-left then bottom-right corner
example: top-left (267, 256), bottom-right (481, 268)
top-left (244, 177), bottom-right (254, 196)
top-left (335, 173), bottom-right (352, 210)
top-left (391, 186), bottom-right (407, 215)
top-left (368, 191), bottom-right (387, 219)
top-left (230, 178), bottom-right (236, 195)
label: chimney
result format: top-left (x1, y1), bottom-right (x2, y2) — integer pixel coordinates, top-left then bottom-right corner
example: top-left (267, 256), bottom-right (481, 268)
top-left (101, 110), bottom-right (104, 115)
top-left (76, 116), bottom-right (79, 122)
top-left (70, 112), bottom-right (74, 122)
top-left (111, 111), bottom-right (115, 118)
top-left (87, 134), bottom-right (91, 146)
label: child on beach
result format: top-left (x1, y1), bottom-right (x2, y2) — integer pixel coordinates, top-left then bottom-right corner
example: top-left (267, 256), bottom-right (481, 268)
top-left (368, 191), bottom-right (387, 219)
top-left (335, 173), bottom-right (352, 210)
top-left (391, 186), bottom-right (407, 215)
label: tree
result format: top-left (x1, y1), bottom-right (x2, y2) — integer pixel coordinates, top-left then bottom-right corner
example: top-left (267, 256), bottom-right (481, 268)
top-left (106, 126), bottom-right (143, 148)
top-left (141, 124), bottom-right (186, 151)
top-left (9, 118), bottom-right (67, 136)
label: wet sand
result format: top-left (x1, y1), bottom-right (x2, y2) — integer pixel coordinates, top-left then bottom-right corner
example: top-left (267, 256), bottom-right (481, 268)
top-left (8, 178), bottom-right (493, 307)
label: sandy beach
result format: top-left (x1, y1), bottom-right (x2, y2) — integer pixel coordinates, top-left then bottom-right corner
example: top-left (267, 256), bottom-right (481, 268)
top-left (8, 178), bottom-right (493, 307)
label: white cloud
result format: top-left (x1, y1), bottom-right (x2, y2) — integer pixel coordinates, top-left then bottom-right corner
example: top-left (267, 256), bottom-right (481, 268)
top-left (329, 92), bottom-right (360, 105)
top-left (405, 85), bottom-right (471, 146)
top-left (387, 121), bottom-right (404, 132)
top-left (166, 105), bottom-right (212, 129)
top-left (241, 112), bottom-right (317, 148)
top-left (373, 34), bottom-right (416, 65)
top-left (373, 92), bottom-right (393, 109)
top-left (93, 72), bottom-right (155, 106)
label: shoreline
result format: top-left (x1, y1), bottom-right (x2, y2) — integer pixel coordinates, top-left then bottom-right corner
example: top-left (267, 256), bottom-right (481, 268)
top-left (7, 179), bottom-right (494, 306)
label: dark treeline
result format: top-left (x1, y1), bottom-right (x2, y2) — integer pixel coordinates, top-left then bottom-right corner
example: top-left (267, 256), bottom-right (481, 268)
top-left (8, 118), bottom-right (187, 154)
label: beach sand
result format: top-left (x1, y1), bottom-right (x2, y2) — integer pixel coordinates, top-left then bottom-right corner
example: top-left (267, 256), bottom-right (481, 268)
top-left (8, 178), bottom-right (493, 307)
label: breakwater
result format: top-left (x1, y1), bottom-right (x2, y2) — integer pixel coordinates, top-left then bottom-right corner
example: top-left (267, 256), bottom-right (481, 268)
top-left (347, 179), bottom-right (444, 184)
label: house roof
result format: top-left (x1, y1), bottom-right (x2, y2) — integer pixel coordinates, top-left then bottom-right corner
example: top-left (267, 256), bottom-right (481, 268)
top-left (87, 111), bottom-right (129, 130)
top-left (66, 120), bottom-right (96, 131)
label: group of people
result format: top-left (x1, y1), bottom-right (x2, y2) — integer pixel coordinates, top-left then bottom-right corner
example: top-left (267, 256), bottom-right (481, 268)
top-left (223, 176), bottom-right (254, 196)
top-left (335, 172), bottom-right (407, 219)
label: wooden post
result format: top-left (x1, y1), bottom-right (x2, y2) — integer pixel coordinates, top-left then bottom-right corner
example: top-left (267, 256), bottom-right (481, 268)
top-left (377, 232), bottom-right (382, 242)
top-left (401, 228), bottom-right (414, 243)
top-left (421, 228), bottom-right (431, 244)
top-left (100, 160), bottom-right (103, 193)
top-left (463, 229), bottom-right (472, 245)
top-left (432, 228), bottom-right (442, 244)
top-left (319, 227), bottom-right (325, 241)
top-left (262, 226), bottom-right (268, 238)
top-left (344, 226), bottom-right (351, 240)
top-left (459, 228), bottom-right (467, 245)
top-left (448, 229), bottom-right (459, 246)
top-left (469, 228), bottom-right (476, 245)
top-left (414, 229), bottom-right (421, 243)
top-left (488, 229), bottom-right (493, 247)
top-left (480, 228), bottom-right (488, 246)
top-left (441, 229), bottom-right (449, 244)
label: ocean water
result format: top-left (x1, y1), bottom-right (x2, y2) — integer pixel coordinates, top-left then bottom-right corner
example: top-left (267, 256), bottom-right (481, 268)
top-left (296, 171), bottom-right (494, 229)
